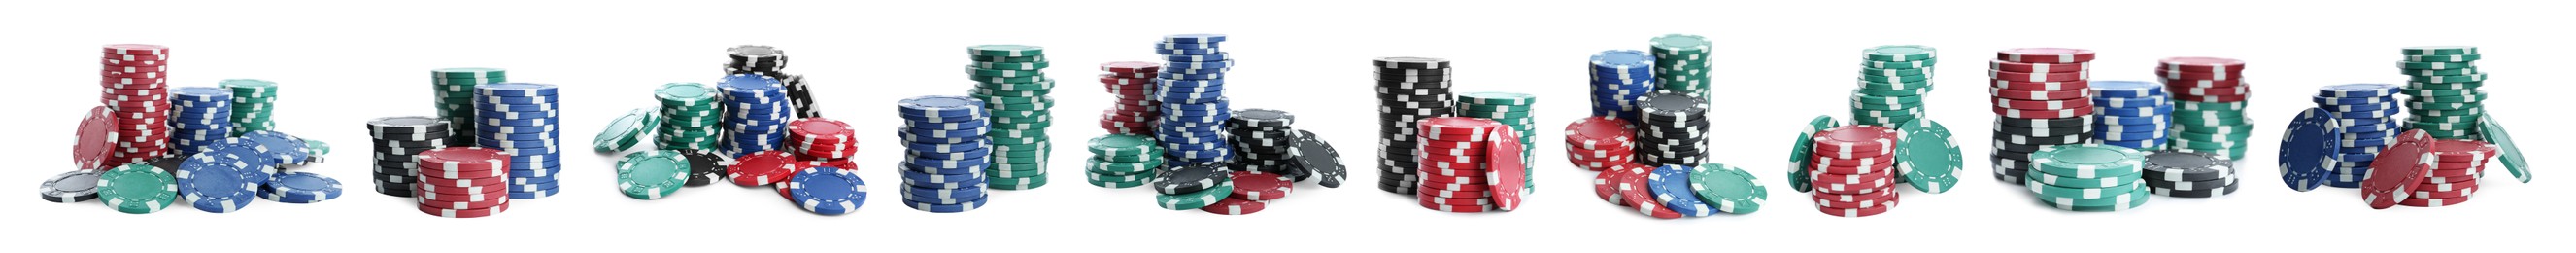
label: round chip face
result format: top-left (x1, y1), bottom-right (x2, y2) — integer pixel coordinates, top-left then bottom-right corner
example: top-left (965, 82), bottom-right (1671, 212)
top-left (1690, 163), bottom-right (1767, 214)
top-left (98, 163), bottom-right (178, 214)
top-left (1648, 165), bottom-right (1716, 217)
top-left (898, 95), bottom-right (986, 118)
top-left (73, 106), bottom-right (117, 170)
top-left (1996, 48), bottom-right (2097, 63)
top-left (1230, 171), bottom-right (1293, 201)
top-left (2277, 108), bottom-right (2345, 192)
top-left (1155, 163), bottom-right (1232, 195)
top-left (1786, 115), bottom-right (1839, 193)
top-left (2157, 56), bottom-right (2247, 73)
top-left (966, 45), bottom-right (1044, 57)
top-left (2361, 130), bottom-right (2436, 209)
top-left (789, 167), bottom-right (868, 215)
top-left (616, 151), bottom-right (689, 199)
top-left (1484, 128), bottom-right (1528, 211)
top-left (1813, 125), bottom-right (1898, 153)
top-left (1893, 119), bottom-right (1961, 194)
top-left (593, 109), bottom-right (656, 153)
top-left (41, 170), bottom-right (105, 203)
top-left (1864, 45), bottom-right (1938, 61)
top-left (1290, 130), bottom-right (1347, 188)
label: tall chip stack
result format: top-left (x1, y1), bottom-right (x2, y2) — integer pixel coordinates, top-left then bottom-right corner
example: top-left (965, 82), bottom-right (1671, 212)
top-left (1987, 48), bottom-right (2098, 184)
top-left (966, 44), bottom-right (1057, 190)
top-left (725, 45), bottom-right (821, 118)
top-left (1563, 117), bottom-right (1638, 171)
top-left (2395, 46), bottom-right (2487, 140)
top-left (2023, 144), bottom-right (2152, 212)
top-left (2085, 81), bottom-right (2173, 150)
top-left (2159, 56), bottom-right (2254, 160)
top-left (170, 87), bottom-right (234, 157)
top-left (896, 95), bottom-right (991, 213)
top-left (1588, 51), bottom-right (1654, 122)
top-left (1855, 45), bottom-right (1938, 126)
top-left (1411, 117), bottom-right (1527, 213)
top-left (222, 79), bottom-right (279, 136)
top-left (1457, 92), bottom-right (1537, 191)
top-left (1152, 34), bottom-right (1235, 170)
top-left (1098, 61), bottom-right (1161, 135)
top-left (2302, 84), bottom-right (2403, 190)
top-left (413, 147), bottom-right (513, 218)
top-left (431, 68), bottom-right (504, 147)
top-left (1085, 134), bottom-right (1164, 189)
top-left (473, 83), bottom-right (563, 199)
top-left (718, 74), bottom-right (793, 158)
top-left (1649, 34), bottom-right (1712, 99)
top-left (365, 116), bottom-right (454, 197)
top-left (1635, 90), bottom-right (1709, 167)
top-left (654, 83), bottom-right (723, 151)
top-left (1372, 56), bottom-right (1453, 195)
top-left (99, 44), bottom-right (173, 166)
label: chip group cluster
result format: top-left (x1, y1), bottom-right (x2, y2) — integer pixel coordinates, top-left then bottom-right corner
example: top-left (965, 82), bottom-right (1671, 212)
top-left (896, 95), bottom-right (993, 213)
top-left (1151, 35), bottom-right (1237, 171)
top-left (222, 79), bottom-right (280, 136)
top-left (654, 83), bottom-right (723, 151)
top-left (726, 45), bottom-right (821, 118)
top-left (1987, 48), bottom-right (2098, 184)
top-left (431, 68), bottom-right (506, 147)
top-left (2158, 57), bottom-right (2254, 159)
top-left (97, 44), bottom-right (176, 166)
top-left (1373, 56), bottom-right (1454, 195)
top-left (1563, 117), bottom-right (1638, 171)
top-left (1634, 91), bottom-right (1709, 167)
top-left (1097, 61), bottom-right (1161, 135)
top-left (366, 116), bottom-right (454, 197)
top-left (2395, 46), bottom-right (2488, 140)
top-left (2023, 144), bottom-right (2152, 212)
top-left (170, 87), bottom-right (233, 157)
top-left (65, 128), bottom-right (337, 214)
top-left (1854, 45), bottom-right (1938, 126)
top-left (474, 83), bottom-right (564, 199)
top-left (1648, 34), bottom-right (1712, 98)
top-left (1586, 50), bottom-right (1653, 121)
top-left (1085, 134), bottom-right (1164, 189)
top-left (2085, 81), bottom-right (2174, 150)
top-left (412, 147), bottom-right (515, 218)
top-left (2298, 84), bottom-right (2406, 189)
top-left (719, 74), bottom-right (795, 158)
top-left (1455, 92), bottom-right (1538, 190)
top-left (1409, 117), bottom-right (1529, 213)
top-left (966, 44), bottom-right (1058, 190)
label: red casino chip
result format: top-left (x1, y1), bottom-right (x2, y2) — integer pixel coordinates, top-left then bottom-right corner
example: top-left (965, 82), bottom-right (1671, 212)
top-left (2160, 77), bottom-right (2242, 88)
top-left (1812, 182), bottom-right (1898, 202)
top-left (103, 65), bottom-right (166, 74)
top-left (105, 53), bottom-right (169, 62)
top-left (416, 147), bottom-right (511, 172)
top-left (102, 87), bottom-right (164, 96)
top-left (416, 183), bottom-right (505, 195)
top-left (102, 70), bottom-right (162, 79)
top-left (415, 174), bottom-right (509, 188)
top-left (785, 118), bottom-right (855, 142)
top-left (2155, 69), bottom-right (2237, 81)
top-left (1420, 163), bottom-right (1486, 177)
top-left (727, 151), bottom-right (799, 186)
top-left (1418, 198), bottom-right (1499, 213)
top-left (2396, 194), bottom-right (2472, 207)
top-left (1996, 48), bottom-right (2096, 63)
top-left (104, 44), bottom-right (169, 55)
top-left (1613, 167), bottom-right (1683, 219)
top-left (1989, 59), bottom-right (2087, 73)
top-left (418, 195), bottom-right (509, 209)
top-left (1420, 174), bottom-right (1492, 185)
top-left (1810, 167), bottom-right (1896, 185)
top-left (1564, 117), bottom-right (1637, 150)
top-left (1418, 152), bottom-right (1481, 164)
top-left (102, 58), bottom-right (166, 67)
top-left (1100, 61), bottom-right (1160, 74)
top-left (417, 202), bottom-right (510, 218)
top-left (1810, 126), bottom-right (1897, 157)
top-left (1200, 198), bottom-right (1268, 215)
top-left (1816, 197), bottom-right (1899, 217)
top-left (1992, 106), bottom-right (2090, 119)
top-left (2427, 139), bottom-right (2499, 161)
top-left (1813, 177), bottom-right (1893, 195)
top-left (1813, 189), bottom-right (1900, 209)
top-left (1420, 195), bottom-right (1493, 205)
top-left (1990, 88), bottom-right (2088, 100)
top-left (2410, 182), bottom-right (2479, 199)
top-left (1098, 74), bottom-right (1154, 85)
top-left (1485, 129), bottom-right (1528, 211)
top-left (1422, 180), bottom-right (1494, 192)
top-left (1989, 70), bottom-right (2088, 82)
top-left (2362, 130), bottom-right (2435, 209)
top-left (1415, 187), bottom-right (1489, 199)
top-left (1813, 157), bottom-right (1896, 175)
top-left (1230, 171), bottom-right (1294, 200)
top-left (1993, 97), bottom-right (2093, 110)
top-left (1813, 153), bottom-right (1894, 167)
top-left (2157, 56), bottom-right (2246, 73)
top-left (1595, 163), bottom-right (1651, 205)
top-left (1416, 117), bottom-right (1500, 141)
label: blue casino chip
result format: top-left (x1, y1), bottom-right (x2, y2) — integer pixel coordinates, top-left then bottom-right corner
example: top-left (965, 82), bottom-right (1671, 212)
top-left (2318, 83), bottom-right (2402, 97)
top-left (1165, 52), bottom-right (1231, 62)
top-left (1154, 48), bottom-right (1220, 55)
top-left (178, 153), bottom-right (258, 213)
top-left (788, 167), bottom-right (869, 215)
top-left (898, 96), bottom-right (987, 118)
top-left (259, 171), bottom-right (343, 203)
top-left (476, 83), bottom-right (559, 97)
top-left (2278, 108), bottom-right (2344, 192)
top-left (1157, 71), bottom-right (1225, 80)
top-left (1163, 33), bottom-right (1228, 44)
top-left (2089, 81), bottom-right (2165, 98)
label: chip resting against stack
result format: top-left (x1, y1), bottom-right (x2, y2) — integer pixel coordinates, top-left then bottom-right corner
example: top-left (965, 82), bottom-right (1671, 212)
top-left (1988, 48), bottom-right (2098, 184)
top-left (1587, 50), bottom-right (1653, 120)
top-left (1455, 92), bottom-right (1537, 191)
top-left (593, 108), bottom-right (661, 153)
top-left (1410, 117), bottom-right (1527, 213)
top-left (2390, 138), bottom-right (2500, 207)
top-left (1098, 61), bottom-right (1161, 135)
top-left (895, 95), bottom-right (992, 213)
top-left (474, 83), bottom-right (563, 199)
top-left (367, 116), bottom-right (454, 197)
top-left (2158, 56), bottom-right (2254, 160)
top-left (414, 147), bottom-right (514, 218)
top-left (1635, 90), bottom-right (1708, 167)
top-left (430, 68), bottom-right (503, 147)
top-left (726, 45), bottom-right (821, 118)
top-left (2359, 129), bottom-right (2437, 209)
top-left (100, 44), bottom-right (174, 165)
top-left (2024, 144), bottom-right (2151, 212)
top-left (2085, 81), bottom-right (2173, 151)
top-left (1854, 45), bottom-right (1938, 126)
top-left (1373, 56), bottom-right (1452, 195)
top-left (966, 44), bottom-right (1057, 190)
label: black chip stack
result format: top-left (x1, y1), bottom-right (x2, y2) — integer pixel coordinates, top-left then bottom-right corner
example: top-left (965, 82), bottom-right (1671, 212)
top-left (726, 45), bottom-right (820, 118)
top-left (364, 116), bottom-right (452, 197)
top-left (1634, 90), bottom-right (1709, 167)
top-left (1226, 108), bottom-right (1306, 180)
top-left (1373, 56), bottom-right (1454, 195)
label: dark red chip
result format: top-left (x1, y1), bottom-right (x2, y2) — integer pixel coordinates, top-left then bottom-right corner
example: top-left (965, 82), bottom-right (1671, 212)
top-left (1813, 188), bottom-right (1900, 209)
top-left (101, 70), bottom-right (163, 79)
top-left (2427, 139), bottom-right (2500, 161)
top-left (1098, 74), bottom-right (1154, 85)
top-left (1231, 171), bottom-right (1294, 200)
top-left (1988, 59), bottom-right (2087, 73)
top-left (417, 202), bottom-right (509, 218)
top-left (415, 174), bottom-right (510, 188)
top-left (2161, 77), bottom-right (2243, 88)
top-left (1813, 158), bottom-right (1896, 175)
top-left (728, 151), bottom-right (799, 186)
top-left (1201, 198), bottom-right (1268, 215)
top-left (1594, 163), bottom-right (1650, 205)
top-left (2172, 85), bottom-right (2251, 97)
top-left (417, 147), bottom-right (511, 171)
top-left (1811, 126), bottom-right (1897, 155)
top-left (1989, 70), bottom-right (2088, 82)
top-left (418, 194), bottom-right (509, 209)
top-left (2154, 69), bottom-right (2238, 81)
top-left (2157, 56), bottom-right (2246, 73)
top-left (1996, 48), bottom-right (2096, 63)
top-left (1815, 197), bottom-right (1899, 217)
top-left (105, 54), bottom-right (170, 62)
top-left (1989, 80), bottom-right (2089, 91)
top-left (1614, 165), bottom-right (1682, 219)
top-left (1417, 198), bottom-right (1499, 213)
top-left (1100, 61), bottom-right (1161, 74)
top-left (2395, 195), bottom-right (2472, 207)
top-left (104, 44), bottom-right (169, 55)
top-left (1813, 153), bottom-right (1895, 167)
top-left (2362, 130), bottom-right (2435, 209)
top-left (1484, 128), bottom-right (1528, 211)
top-left (416, 183), bottom-right (507, 195)
top-left (102, 58), bottom-right (166, 67)
top-left (1993, 97), bottom-right (2093, 110)
top-left (1990, 88), bottom-right (2088, 100)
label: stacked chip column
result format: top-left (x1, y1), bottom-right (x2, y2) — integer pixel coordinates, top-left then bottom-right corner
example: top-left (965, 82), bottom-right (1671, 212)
top-left (2395, 46), bottom-right (2488, 139)
top-left (365, 117), bottom-right (453, 197)
top-left (1855, 45), bottom-right (1938, 126)
top-left (2024, 144), bottom-right (2151, 211)
top-left (896, 96), bottom-right (991, 213)
top-left (2159, 57), bottom-right (2254, 160)
top-left (1457, 92), bottom-right (1538, 191)
top-left (655, 83), bottom-right (724, 151)
top-left (1372, 56), bottom-right (1454, 195)
top-left (169, 87), bottom-right (233, 157)
top-left (2310, 84), bottom-right (2403, 189)
top-left (724, 45), bottom-right (820, 118)
top-left (1648, 34), bottom-right (1712, 99)
top-left (1805, 126), bottom-right (1904, 217)
top-left (2400, 139), bottom-right (2497, 207)
top-left (2086, 81), bottom-right (2175, 150)
top-left (1414, 118), bottom-right (1509, 213)
top-left (1153, 35), bottom-right (1236, 170)
top-left (1085, 134), bottom-right (1164, 188)
top-left (100, 44), bottom-right (173, 165)
top-left (473, 83), bottom-right (563, 199)
top-left (785, 118), bottom-right (859, 166)
top-left (1098, 61), bottom-right (1162, 134)
top-left (431, 68), bottom-right (505, 147)
top-left (966, 45), bottom-right (1057, 190)
top-left (1225, 109), bottom-right (1304, 177)
top-left (1635, 91), bottom-right (1709, 167)
top-left (1587, 51), bottom-right (1655, 122)
top-left (414, 147), bottom-right (512, 218)
top-left (221, 79), bottom-right (279, 137)
top-left (1986, 48), bottom-right (2098, 184)
top-left (718, 74), bottom-right (793, 158)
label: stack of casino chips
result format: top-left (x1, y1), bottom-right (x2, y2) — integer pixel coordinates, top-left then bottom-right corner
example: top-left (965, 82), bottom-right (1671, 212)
top-left (1225, 109), bottom-right (1303, 177)
top-left (785, 118), bottom-right (859, 163)
top-left (2398, 139), bottom-right (2499, 207)
top-left (1587, 50), bottom-right (1653, 121)
top-left (2158, 56), bottom-right (2254, 159)
top-left (655, 83), bottom-right (723, 151)
top-left (1804, 126), bottom-right (1904, 217)
top-left (1635, 90), bottom-right (1709, 167)
top-left (473, 83), bottom-right (563, 199)
top-left (1563, 117), bottom-right (1638, 171)
top-left (365, 116), bottom-right (454, 197)
top-left (170, 87), bottom-right (233, 157)
top-left (719, 74), bottom-right (794, 158)
top-left (1085, 134), bottom-right (1164, 189)
top-left (896, 95), bottom-right (992, 213)
top-left (1855, 45), bottom-right (1939, 126)
top-left (2086, 81), bottom-right (2174, 150)
top-left (966, 44), bottom-right (1057, 190)
top-left (99, 44), bottom-right (173, 165)
top-left (222, 79), bottom-right (280, 136)
top-left (2312, 84), bottom-right (2406, 189)
top-left (1412, 117), bottom-right (1529, 213)
top-left (2023, 144), bottom-right (2151, 212)
top-left (1098, 61), bottom-right (1161, 134)
top-left (2395, 46), bottom-right (2488, 140)
top-left (1987, 48), bottom-right (2098, 184)
top-left (725, 45), bottom-right (821, 118)
top-left (1153, 35), bottom-right (1236, 169)
top-left (413, 147), bottom-right (513, 218)
top-left (2140, 151), bottom-right (2239, 198)
top-left (431, 68), bottom-right (504, 147)
top-left (1648, 34), bottom-right (1711, 98)
top-left (1373, 56), bottom-right (1453, 195)
top-left (1456, 92), bottom-right (1537, 190)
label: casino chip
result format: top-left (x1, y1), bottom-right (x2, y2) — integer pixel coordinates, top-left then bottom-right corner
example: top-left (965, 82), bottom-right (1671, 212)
top-left (1374, 55), bottom-right (1454, 195)
top-left (72, 106), bottom-right (117, 171)
top-left (1155, 163), bottom-right (1235, 210)
top-left (2278, 107), bottom-right (2347, 192)
top-left (39, 170), bottom-right (104, 203)
top-left (1406, 117), bottom-right (1526, 213)
top-left (1085, 134), bottom-right (1163, 189)
top-left (1566, 116), bottom-right (1638, 172)
top-left (2023, 144), bottom-right (2152, 212)
top-left (366, 116), bottom-right (453, 197)
top-left (1988, 48), bottom-right (2097, 184)
top-left (616, 150), bottom-right (690, 199)
top-left (171, 87), bottom-right (234, 157)
top-left (2141, 151), bottom-right (2239, 198)
top-left (1457, 92), bottom-right (1538, 192)
top-left (431, 68), bottom-right (503, 147)
top-left (98, 45), bottom-right (176, 165)
top-left (1636, 90), bottom-right (1709, 167)
top-left (725, 45), bottom-right (823, 118)
top-left (2304, 84), bottom-right (2399, 190)
top-left (1804, 125), bottom-right (1905, 217)
top-left (1586, 50), bottom-right (1652, 122)
top-left (897, 95), bottom-right (993, 213)
top-left (1855, 45), bottom-right (1938, 126)
top-left (2393, 46), bottom-right (2491, 139)
top-left (179, 152), bottom-right (260, 213)
top-left (260, 171), bottom-right (343, 203)
top-left (1098, 61), bottom-right (1160, 135)
top-left (2085, 81), bottom-right (2172, 152)
top-left (719, 75), bottom-right (793, 159)
top-left (593, 108), bottom-right (660, 153)
top-left (97, 163), bottom-right (178, 214)
top-left (475, 83), bottom-right (563, 199)
top-left (785, 118), bottom-right (862, 176)
top-left (968, 44), bottom-right (1060, 190)
top-left (2362, 130), bottom-right (2437, 209)
top-left (414, 147), bottom-right (514, 218)
top-left (788, 165), bottom-right (868, 215)
top-left (655, 83), bottom-right (724, 151)
top-left (1893, 119), bottom-right (1962, 194)
top-left (1650, 34), bottom-right (1712, 98)
top-left (2157, 56), bottom-right (2254, 161)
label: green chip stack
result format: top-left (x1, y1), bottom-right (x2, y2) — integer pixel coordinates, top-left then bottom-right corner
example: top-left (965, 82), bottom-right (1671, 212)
top-left (966, 45), bottom-right (1056, 190)
top-left (1457, 91), bottom-right (1537, 191)
top-left (2023, 143), bottom-right (2152, 212)
top-left (220, 79), bottom-right (280, 137)
top-left (431, 68), bottom-right (506, 146)
top-left (2395, 46), bottom-right (2488, 139)
top-left (1853, 45), bottom-right (1938, 126)
top-left (655, 83), bottom-right (723, 150)
top-left (1085, 134), bottom-right (1164, 189)
top-left (1649, 34), bottom-right (1712, 98)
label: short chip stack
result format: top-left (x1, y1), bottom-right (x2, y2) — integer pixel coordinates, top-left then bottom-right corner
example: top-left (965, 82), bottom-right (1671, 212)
top-left (414, 147), bottom-right (513, 218)
top-left (222, 79), bottom-right (279, 136)
top-left (1412, 117), bottom-right (1528, 213)
top-left (655, 83), bottom-right (723, 151)
top-left (1563, 116), bottom-right (1638, 171)
top-left (1085, 134), bottom-right (1163, 189)
top-left (1854, 45), bottom-right (1938, 126)
top-left (366, 116), bottom-right (454, 197)
top-left (2140, 151), bottom-right (2239, 198)
top-left (170, 87), bottom-right (233, 157)
top-left (1154, 163), bottom-right (1235, 210)
top-left (2159, 56), bottom-right (2254, 159)
top-left (787, 118), bottom-right (859, 165)
top-left (1802, 125), bottom-right (1905, 217)
top-left (1648, 34), bottom-right (1712, 98)
top-left (725, 45), bottom-right (820, 118)
top-left (1225, 109), bottom-right (1304, 178)
top-left (431, 68), bottom-right (505, 147)
top-left (2087, 81), bottom-right (2173, 150)
top-left (473, 83), bottom-right (563, 199)
top-left (2393, 138), bottom-right (2499, 207)
top-left (1457, 92), bottom-right (1537, 191)
top-left (966, 44), bottom-right (1057, 190)
top-left (896, 95), bottom-right (991, 213)
top-left (1373, 56), bottom-right (1454, 195)
top-left (1098, 61), bottom-right (1161, 135)
top-left (2395, 46), bottom-right (2488, 140)
top-left (719, 74), bottom-right (794, 158)
top-left (2304, 84), bottom-right (2405, 189)
top-left (1587, 50), bottom-right (1653, 121)
top-left (1988, 48), bottom-right (2098, 184)
top-left (614, 150), bottom-right (689, 199)
top-left (1635, 90), bottom-right (1709, 167)
top-left (100, 44), bottom-right (173, 165)
top-left (2024, 144), bottom-right (2151, 212)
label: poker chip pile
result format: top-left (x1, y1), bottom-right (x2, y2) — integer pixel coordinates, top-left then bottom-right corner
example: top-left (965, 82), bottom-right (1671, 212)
top-left (59, 128), bottom-right (335, 214)
top-left (366, 116), bottom-right (453, 197)
top-left (1410, 117), bottom-right (1528, 213)
top-left (2023, 144), bottom-right (2151, 212)
top-left (1153, 163), bottom-right (1234, 211)
top-left (2085, 81), bottom-right (2173, 150)
top-left (413, 147), bottom-right (515, 218)
top-left (1854, 45), bottom-right (1938, 126)
top-left (1455, 92), bottom-right (1537, 191)
top-left (2140, 151), bottom-right (2239, 198)
top-left (98, 44), bottom-right (174, 165)
top-left (726, 45), bottom-right (821, 118)
top-left (1563, 117), bottom-right (1638, 171)
top-left (1085, 134), bottom-right (1163, 189)
top-left (1648, 34), bottom-right (1711, 98)
top-left (1634, 90), bottom-right (1709, 167)
top-left (1152, 35), bottom-right (1236, 175)
top-left (474, 83), bottom-right (563, 199)
top-left (2395, 46), bottom-right (2487, 140)
top-left (2299, 84), bottom-right (2405, 190)
top-left (1586, 50), bottom-right (1652, 121)
top-left (1799, 125), bottom-right (1907, 217)
top-left (655, 83), bottom-right (723, 150)
top-left (1224, 109), bottom-right (1305, 179)
top-left (2389, 138), bottom-right (2499, 207)
top-left (431, 68), bottom-right (505, 147)
top-left (1374, 56), bottom-right (1453, 195)
top-left (170, 87), bottom-right (233, 157)
top-left (2357, 130), bottom-right (2439, 209)
top-left (1202, 109), bottom-right (1343, 215)
top-left (2159, 56), bottom-right (2254, 159)
top-left (785, 118), bottom-right (860, 165)
top-left (222, 79), bottom-right (279, 136)
top-left (1987, 48), bottom-right (2097, 184)
top-left (1097, 61), bottom-right (1161, 135)
top-left (895, 95), bottom-right (992, 213)
top-left (720, 74), bottom-right (794, 158)
top-left (966, 44), bottom-right (1058, 190)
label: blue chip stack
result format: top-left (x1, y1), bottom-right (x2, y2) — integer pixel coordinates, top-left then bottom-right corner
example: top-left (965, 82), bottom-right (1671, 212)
top-left (719, 74), bottom-right (794, 158)
top-left (2087, 81), bottom-right (2172, 150)
top-left (897, 95), bottom-right (992, 213)
top-left (170, 87), bottom-right (233, 156)
top-left (2314, 84), bottom-right (2404, 189)
top-left (473, 83), bottom-right (563, 199)
top-left (1588, 50), bottom-right (1656, 122)
top-left (1153, 34), bottom-right (1235, 164)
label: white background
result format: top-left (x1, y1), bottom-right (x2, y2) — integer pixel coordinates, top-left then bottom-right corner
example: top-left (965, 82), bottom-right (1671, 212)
top-left (5, 0), bottom-right (2566, 251)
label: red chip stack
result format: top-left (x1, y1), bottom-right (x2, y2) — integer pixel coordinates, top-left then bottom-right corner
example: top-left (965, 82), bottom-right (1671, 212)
top-left (785, 118), bottom-right (860, 169)
top-left (2158, 56), bottom-right (2254, 159)
top-left (2402, 139), bottom-right (2500, 207)
top-left (101, 44), bottom-right (175, 167)
top-left (1413, 117), bottom-right (1528, 213)
top-left (1805, 125), bottom-right (1904, 217)
top-left (1987, 48), bottom-right (2098, 184)
top-left (1562, 116), bottom-right (1638, 171)
top-left (1099, 61), bottom-right (1160, 134)
top-left (415, 147), bottom-right (513, 218)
